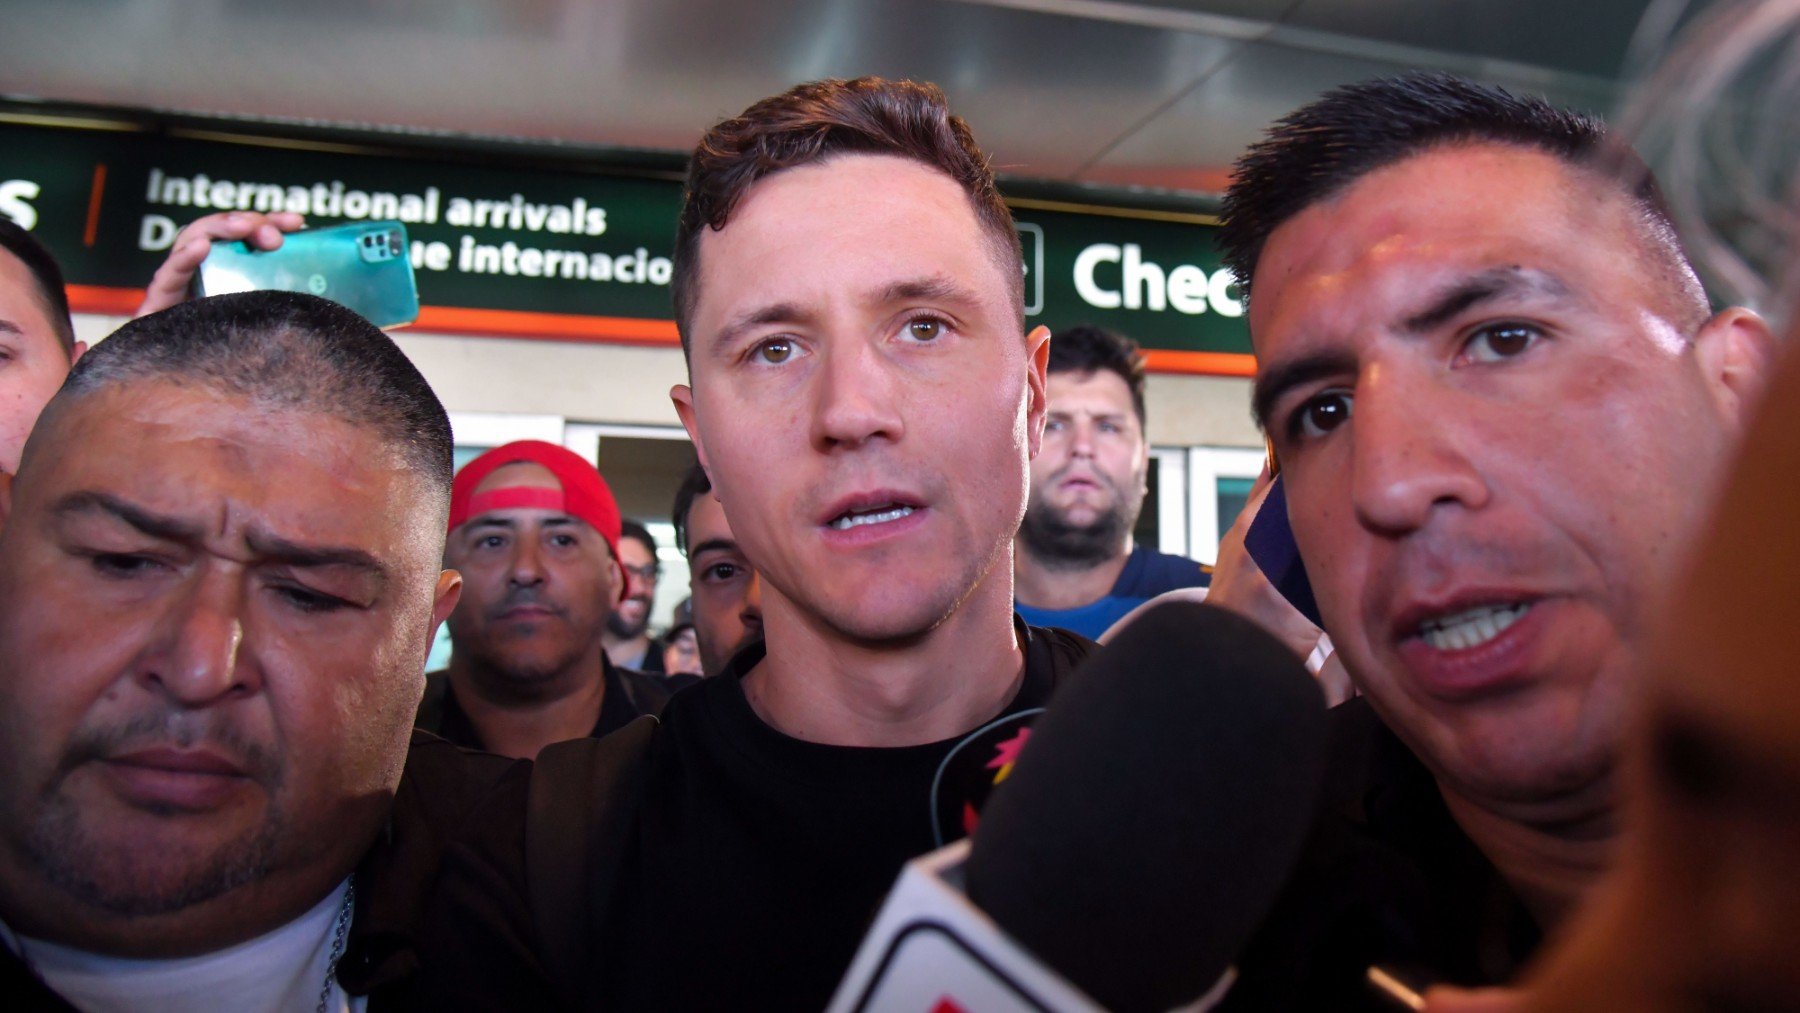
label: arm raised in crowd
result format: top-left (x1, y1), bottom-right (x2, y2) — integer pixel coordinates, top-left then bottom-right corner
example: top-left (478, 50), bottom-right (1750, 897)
top-left (134, 210), bottom-right (305, 317)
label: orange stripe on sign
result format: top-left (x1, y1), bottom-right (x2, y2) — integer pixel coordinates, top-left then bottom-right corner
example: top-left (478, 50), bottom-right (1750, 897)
top-left (1140, 349), bottom-right (1257, 377)
top-left (66, 284), bottom-right (143, 316)
top-left (83, 164), bottom-right (107, 247)
top-left (413, 306), bottom-right (681, 346)
top-left (61, 289), bottom-right (684, 348)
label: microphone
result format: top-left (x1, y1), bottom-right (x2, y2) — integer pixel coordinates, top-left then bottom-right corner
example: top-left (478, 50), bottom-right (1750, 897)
top-left (829, 601), bottom-right (1329, 1012)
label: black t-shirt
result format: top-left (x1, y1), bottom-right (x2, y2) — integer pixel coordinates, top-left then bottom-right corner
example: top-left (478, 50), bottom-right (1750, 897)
top-left (1223, 698), bottom-right (1543, 1011)
top-left (413, 621), bottom-right (1092, 1012)
top-left (598, 621), bottom-right (1091, 1009)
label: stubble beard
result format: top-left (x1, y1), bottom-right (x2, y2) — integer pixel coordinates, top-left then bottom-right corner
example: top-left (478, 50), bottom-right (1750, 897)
top-left (21, 793), bottom-right (284, 919)
top-left (606, 599), bottom-right (651, 640)
top-left (1018, 490), bottom-right (1135, 570)
top-left (15, 716), bottom-right (286, 918)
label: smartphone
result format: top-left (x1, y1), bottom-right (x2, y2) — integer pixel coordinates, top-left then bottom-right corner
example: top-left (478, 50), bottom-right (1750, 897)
top-left (194, 220), bottom-right (420, 329)
top-left (1244, 474), bottom-right (1323, 627)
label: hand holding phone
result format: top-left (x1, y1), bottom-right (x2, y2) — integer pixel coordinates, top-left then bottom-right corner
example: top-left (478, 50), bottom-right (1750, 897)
top-left (136, 211), bottom-right (305, 318)
top-left (190, 220), bottom-right (420, 329)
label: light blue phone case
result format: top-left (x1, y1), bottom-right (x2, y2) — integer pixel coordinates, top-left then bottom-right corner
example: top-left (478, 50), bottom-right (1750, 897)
top-left (194, 220), bottom-right (420, 329)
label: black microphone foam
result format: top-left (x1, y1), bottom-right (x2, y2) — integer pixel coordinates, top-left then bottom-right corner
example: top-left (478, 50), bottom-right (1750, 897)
top-left (964, 601), bottom-right (1328, 1012)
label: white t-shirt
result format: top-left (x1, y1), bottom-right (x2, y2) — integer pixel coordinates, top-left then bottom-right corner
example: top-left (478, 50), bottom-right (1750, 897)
top-left (1, 878), bottom-right (366, 1013)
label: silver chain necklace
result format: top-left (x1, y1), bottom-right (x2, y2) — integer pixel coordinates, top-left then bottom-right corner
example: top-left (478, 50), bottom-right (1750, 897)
top-left (315, 875), bottom-right (356, 1013)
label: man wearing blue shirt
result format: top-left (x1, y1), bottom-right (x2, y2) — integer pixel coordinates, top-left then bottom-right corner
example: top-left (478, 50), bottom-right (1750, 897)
top-left (1014, 325), bottom-right (1210, 638)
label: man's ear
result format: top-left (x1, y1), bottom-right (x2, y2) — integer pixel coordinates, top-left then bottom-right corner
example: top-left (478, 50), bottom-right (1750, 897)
top-left (609, 555), bottom-right (626, 608)
top-left (430, 569), bottom-right (463, 633)
top-left (1024, 325), bottom-right (1051, 459)
top-left (1694, 307), bottom-right (1777, 433)
top-left (671, 384), bottom-right (709, 472)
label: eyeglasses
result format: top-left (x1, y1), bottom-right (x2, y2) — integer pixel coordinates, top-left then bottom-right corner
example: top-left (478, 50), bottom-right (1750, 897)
top-left (624, 562), bottom-right (661, 583)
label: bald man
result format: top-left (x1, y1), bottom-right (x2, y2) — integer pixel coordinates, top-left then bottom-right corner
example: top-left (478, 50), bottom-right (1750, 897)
top-left (418, 442), bottom-right (696, 759)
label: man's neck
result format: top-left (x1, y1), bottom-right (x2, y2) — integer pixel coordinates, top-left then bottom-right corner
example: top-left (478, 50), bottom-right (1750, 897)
top-left (1013, 536), bottom-right (1133, 611)
top-left (602, 632), bottom-right (649, 669)
top-left (745, 576), bottom-right (1026, 748)
top-left (1439, 776), bottom-right (1617, 931)
top-left (445, 647), bottom-right (607, 760)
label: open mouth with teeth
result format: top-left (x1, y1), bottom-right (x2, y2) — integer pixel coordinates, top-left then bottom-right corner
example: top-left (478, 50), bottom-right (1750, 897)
top-left (1415, 602), bottom-right (1531, 651)
top-left (828, 504), bottom-right (918, 531)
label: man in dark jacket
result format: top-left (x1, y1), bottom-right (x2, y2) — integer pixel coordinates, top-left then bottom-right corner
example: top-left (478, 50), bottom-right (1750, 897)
top-left (419, 441), bottom-right (694, 760)
top-left (0, 291), bottom-right (510, 1010)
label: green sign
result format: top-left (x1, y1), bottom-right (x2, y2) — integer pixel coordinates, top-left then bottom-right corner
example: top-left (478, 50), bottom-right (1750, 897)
top-left (1011, 200), bottom-right (1247, 361)
top-left (0, 113), bottom-right (1250, 369)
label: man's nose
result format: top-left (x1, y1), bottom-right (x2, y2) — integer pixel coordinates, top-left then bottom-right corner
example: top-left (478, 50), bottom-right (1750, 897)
top-left (740, 571), bottom-right (763, 631)
top-left (811, 339), bottom-right (905, 451)
top-left (508, 535), bottom-right (546, 587)
top-left (137, 569), bottom-right (256, 706)
top-left (1068, 418), bottom-right (1097, 458)
top-left (1350, 364), bottom-right (1489, 535)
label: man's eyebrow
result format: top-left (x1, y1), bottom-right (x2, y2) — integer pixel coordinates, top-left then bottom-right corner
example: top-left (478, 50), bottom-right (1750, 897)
top-left (1403, 266), bottom-right (1574, 334)
top-left (465, 516), bottom-right (517, 531)
top-left (0, 318), bottom-right (21, 337)
top-left (873, 275), bottom-right (981, 309)
top-left (709, 302), bottom-right (811, 357)
top-left (50, 491), bottom-right (386, 576)
top-left (51, 491), bottom-right (205, 542)
top-left (1251, 350), bottom-right (1359, 432)
top-left (688, 538), bottom-right (742, 559)
top-left (245, 530), bottom-right (385, 575)
top-left (464, 514), bottom-right (583, 536)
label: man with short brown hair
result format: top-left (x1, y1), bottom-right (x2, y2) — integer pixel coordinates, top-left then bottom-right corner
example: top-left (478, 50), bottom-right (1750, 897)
top-left (1014, 323), bottom-right (1210, 637)
top-left (423, 77), bottom-right (1090, 1010)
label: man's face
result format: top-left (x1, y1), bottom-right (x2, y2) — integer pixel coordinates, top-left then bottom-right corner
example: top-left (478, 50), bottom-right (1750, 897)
top-left (606, 535), bottom-right (657, 641)
top-left (444, 462), bottom-right (619, 687)
top-left (0, 249), bottom-right (78, 475)
top-left (1021, 369), bottom-right (1148, 563)
top-left (683, 489), bottom-right (761, 676)
top-left (1250, 144), bottom-right (1753, 808)
top-left (0, 380), bottom-right (456, 935)
top-left (674, 154), bottom-right (1047, 643)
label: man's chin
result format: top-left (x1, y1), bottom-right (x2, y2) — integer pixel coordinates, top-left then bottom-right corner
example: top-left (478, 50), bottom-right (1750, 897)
top-left (807, 590), bottom-right (970, 648)
top-left (25, 800), bottom-right (282, 919)
top-left (1431, 721), bottom-right (1616, 810)
top-left (607, 602), bottom-right (651, 640)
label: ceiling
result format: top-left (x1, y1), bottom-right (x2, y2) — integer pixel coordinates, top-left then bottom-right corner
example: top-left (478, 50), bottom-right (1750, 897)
top-left (0, 0), bottom-right (1702, 196)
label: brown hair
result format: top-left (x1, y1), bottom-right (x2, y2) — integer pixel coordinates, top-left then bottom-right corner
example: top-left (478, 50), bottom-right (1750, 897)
top-left (671, 77), bottom-right (1022, 352)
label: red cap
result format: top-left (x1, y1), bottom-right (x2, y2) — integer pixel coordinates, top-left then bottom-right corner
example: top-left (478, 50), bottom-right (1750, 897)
top-left (447, 440), bottom-right (622, 561)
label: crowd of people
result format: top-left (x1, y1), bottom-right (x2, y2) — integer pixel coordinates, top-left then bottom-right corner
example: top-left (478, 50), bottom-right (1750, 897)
top-left (0, 23), bottom-right (1793, 1013)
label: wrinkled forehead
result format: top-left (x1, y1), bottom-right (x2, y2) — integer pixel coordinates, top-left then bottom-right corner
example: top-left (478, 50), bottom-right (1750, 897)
top-left (1047, 369), bottom-right (1138, 414)
top-left (1248, 145), bottom-right (1634, 350)
top-left (25, 382), bottom-right (436, 564)
top-left (689, 155), bottom-right (1018, 335)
